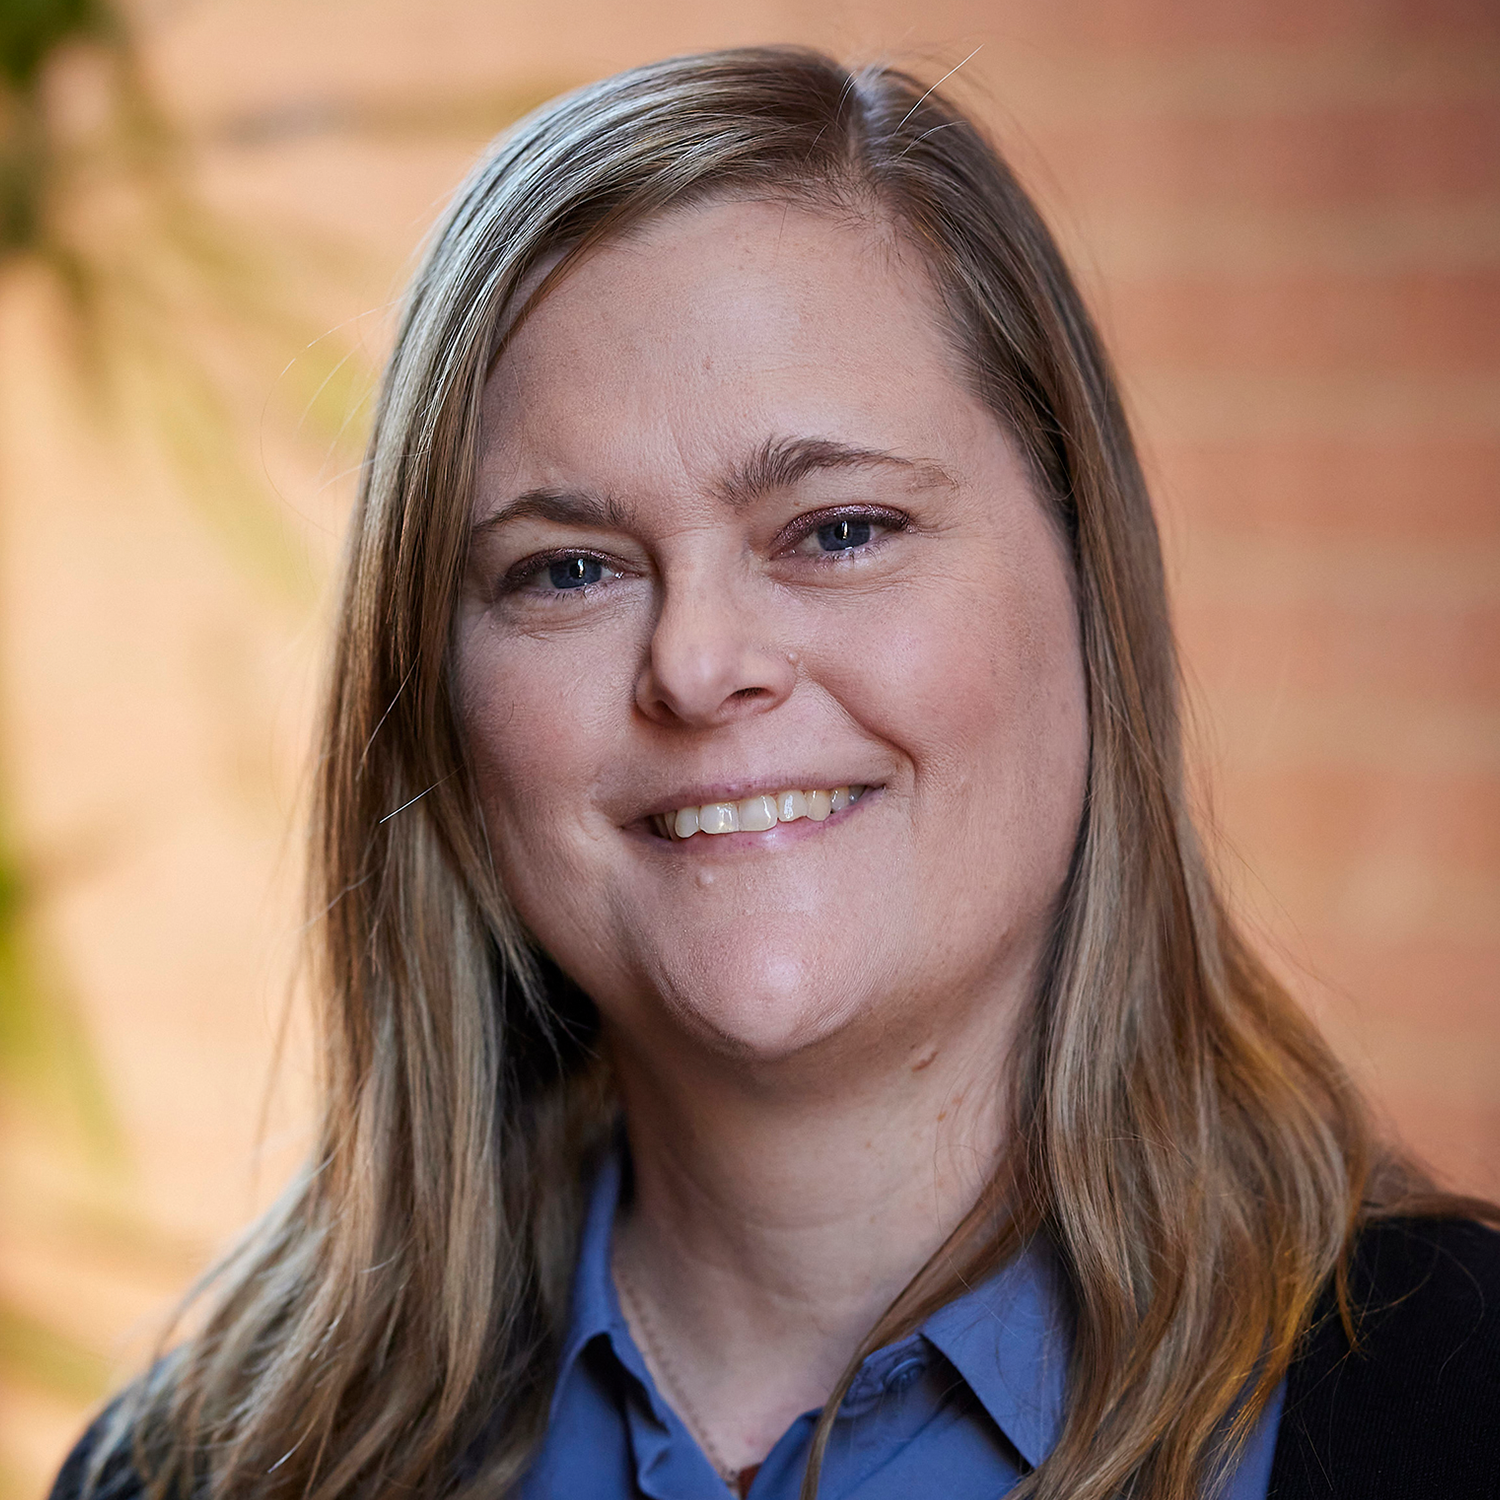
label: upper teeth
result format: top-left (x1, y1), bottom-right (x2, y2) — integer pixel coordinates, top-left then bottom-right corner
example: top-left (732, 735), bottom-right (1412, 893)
top-left (656, 785), bottom-right (867, 840)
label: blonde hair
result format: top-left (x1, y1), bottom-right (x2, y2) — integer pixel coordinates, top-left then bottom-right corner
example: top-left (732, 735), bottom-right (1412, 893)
top-left (102, 46), bottom-right (1472, 1500)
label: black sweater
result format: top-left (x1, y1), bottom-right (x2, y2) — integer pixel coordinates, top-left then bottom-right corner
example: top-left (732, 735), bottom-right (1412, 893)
top-left (1268, 1216), bottom-right (1500, 1497)
top-left (50, 1217), bottom-right (1500, 1499)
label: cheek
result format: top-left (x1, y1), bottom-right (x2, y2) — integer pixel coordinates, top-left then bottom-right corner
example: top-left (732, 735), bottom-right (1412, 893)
top-left (457, 640), bottom-right (641, 987)
top-left (455, 623), bottom-right (633, 876)
top-left (818, 551), bottom-right (1086, 879)
top-left (853, 578), bottom-right (1081, 772)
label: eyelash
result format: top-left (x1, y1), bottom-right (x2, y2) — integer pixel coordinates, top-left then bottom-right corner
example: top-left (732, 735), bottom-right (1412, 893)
top-left (772, 505), bottom-right (909, 558)
top-left (500, 506), bottom-right (909, 602)
top-left (500, 548), bottom-right (625, 601)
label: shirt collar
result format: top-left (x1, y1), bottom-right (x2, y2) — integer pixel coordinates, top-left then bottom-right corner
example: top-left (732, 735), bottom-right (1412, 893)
top-left (555, 1146), bottom-right (625, 1381)
top-left (551, 1147), bottom-right (676, 1422)
top-left (918, 1238), bottom-right (1071, 1469)
top-left (553, 1147), bottom-right (1071, 1469)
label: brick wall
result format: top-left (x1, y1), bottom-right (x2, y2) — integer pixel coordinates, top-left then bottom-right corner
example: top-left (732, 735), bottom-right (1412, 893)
top-left (4, 0), bottom-right (1495, 1492)
top-left (990, 4), bottom-right (1500, 1196)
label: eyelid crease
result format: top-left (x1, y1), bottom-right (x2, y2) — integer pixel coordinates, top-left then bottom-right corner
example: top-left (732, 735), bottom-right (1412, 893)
top-left (494, 504), bottom-right (908, 603)
top-left (501, 546), bottom-right (631, 595)
top-left (771, 503), bottom-right (911, 554)
top-left (505, 545), bottom-right (609, 577)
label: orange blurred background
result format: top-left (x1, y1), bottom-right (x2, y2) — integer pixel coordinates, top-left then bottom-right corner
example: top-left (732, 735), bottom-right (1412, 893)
top-left (1, 0), bottom-right (1496, 1492)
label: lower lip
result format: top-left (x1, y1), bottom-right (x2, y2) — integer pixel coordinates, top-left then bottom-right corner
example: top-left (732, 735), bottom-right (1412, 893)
top-left (636, 789), bottom-right (879, 851)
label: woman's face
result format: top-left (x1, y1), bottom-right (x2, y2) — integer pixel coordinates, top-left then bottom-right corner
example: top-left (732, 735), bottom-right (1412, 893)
top-left (458, 198), bottom-right (1088, 1067)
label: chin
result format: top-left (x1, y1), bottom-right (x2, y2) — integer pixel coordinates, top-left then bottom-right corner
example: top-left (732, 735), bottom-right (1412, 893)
top-left (649, 944), bottom-right (869, 1063)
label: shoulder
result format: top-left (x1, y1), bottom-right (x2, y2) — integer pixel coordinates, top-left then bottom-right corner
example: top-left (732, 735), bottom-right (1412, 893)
top-left (1270, 1216), bottom-right (1500, 1499)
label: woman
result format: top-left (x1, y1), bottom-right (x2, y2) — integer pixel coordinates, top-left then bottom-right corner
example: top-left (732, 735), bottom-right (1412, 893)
top-left (55, 47), bottom-right (1499, 1500)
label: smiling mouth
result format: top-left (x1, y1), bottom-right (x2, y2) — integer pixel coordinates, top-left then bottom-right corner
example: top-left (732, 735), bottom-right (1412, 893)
top-left (650, 785), bottom-right (869, 841)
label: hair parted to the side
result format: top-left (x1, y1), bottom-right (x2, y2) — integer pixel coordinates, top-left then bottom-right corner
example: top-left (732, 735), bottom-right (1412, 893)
top-left (92, 45), bottom-right (1487, 1500)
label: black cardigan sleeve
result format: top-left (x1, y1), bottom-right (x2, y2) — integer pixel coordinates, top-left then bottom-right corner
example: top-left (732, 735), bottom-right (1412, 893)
top-left (1269, 1216), bottom-right (1500, 1499)
top-left (48, 1404), bottom-right (146, 1500)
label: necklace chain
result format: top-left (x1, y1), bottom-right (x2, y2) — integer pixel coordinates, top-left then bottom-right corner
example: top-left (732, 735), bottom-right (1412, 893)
top-left (613, 1249), bottom-right (740, 1490)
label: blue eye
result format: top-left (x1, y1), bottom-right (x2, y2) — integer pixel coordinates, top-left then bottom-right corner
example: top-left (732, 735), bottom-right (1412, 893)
top-left (816, 518), bottom-right (872, 551)
top-left (548, 556), bottom-right (604, 589)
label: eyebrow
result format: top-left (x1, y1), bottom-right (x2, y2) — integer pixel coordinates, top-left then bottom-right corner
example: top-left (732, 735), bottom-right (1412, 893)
top-left (470, 487), bottom-right (634, 536)
top-left (717, 435), bottom-right (955, 510)
top-left (471, 434), bottom-right (954, 537)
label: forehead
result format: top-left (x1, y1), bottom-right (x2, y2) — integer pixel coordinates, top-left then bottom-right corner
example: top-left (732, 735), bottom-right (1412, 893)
top-left (476, 198), bottom-right (994, 509)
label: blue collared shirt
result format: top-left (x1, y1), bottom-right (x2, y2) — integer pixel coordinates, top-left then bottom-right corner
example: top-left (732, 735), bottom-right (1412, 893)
top-left (519, 1154), bottom-right (1284, 1499)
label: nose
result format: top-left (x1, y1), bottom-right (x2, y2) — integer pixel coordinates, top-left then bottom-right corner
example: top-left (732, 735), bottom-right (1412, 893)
top-left (635, 569), bottom-right (796, 729)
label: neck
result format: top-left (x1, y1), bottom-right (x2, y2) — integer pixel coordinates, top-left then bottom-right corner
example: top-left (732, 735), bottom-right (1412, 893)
top-left (607, 999), bottom-right (1013, 1474)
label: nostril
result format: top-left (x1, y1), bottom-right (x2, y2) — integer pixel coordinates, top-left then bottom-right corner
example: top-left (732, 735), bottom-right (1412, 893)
top-left (731, 686), bottom-right (768, 701)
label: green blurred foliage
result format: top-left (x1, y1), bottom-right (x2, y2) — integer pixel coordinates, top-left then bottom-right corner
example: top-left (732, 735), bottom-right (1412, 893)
top-left (0, 0), bottom-right (367, 1442)
top-left (0, 0), bottom-right (549, 1468)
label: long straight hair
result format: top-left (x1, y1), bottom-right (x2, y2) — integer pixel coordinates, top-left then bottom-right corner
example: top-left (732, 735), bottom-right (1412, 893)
top-left (102, 47), bottom-right (1477, 1500)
